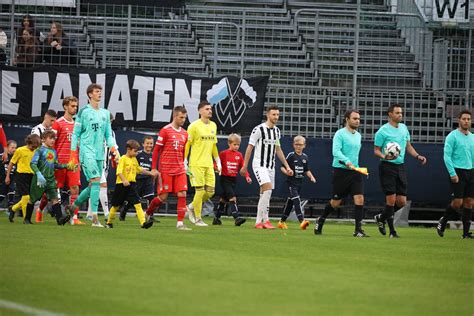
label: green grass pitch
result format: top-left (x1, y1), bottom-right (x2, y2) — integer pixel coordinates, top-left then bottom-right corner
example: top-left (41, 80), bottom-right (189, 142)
top-left (0, 215), bottom-right (472, 315)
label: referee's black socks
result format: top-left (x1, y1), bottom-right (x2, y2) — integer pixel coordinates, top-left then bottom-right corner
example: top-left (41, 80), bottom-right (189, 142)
top-left (443, 205), bottom-right (458, 222)
top-left (379, 205), bottom-right (394, 222)
top-left (462, 208), bottom-right (472, 236)
top-left (320, 203), bottom-right (335, 222)
top-left (385, 205), bottom-right (395, 233)
top-left (354, 205), bottom-right (364, 231)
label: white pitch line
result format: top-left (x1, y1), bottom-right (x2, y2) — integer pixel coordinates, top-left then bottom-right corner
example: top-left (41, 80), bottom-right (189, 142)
top-left (0, 299), bottom-right (65, 316)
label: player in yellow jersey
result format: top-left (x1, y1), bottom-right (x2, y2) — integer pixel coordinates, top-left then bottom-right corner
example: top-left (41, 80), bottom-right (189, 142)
top-left (105, 140), bottom-right (154, 229)
top-left (5, 134), bottom-right (41, 223)
top-left (185, 101), bottom-right (222, 226)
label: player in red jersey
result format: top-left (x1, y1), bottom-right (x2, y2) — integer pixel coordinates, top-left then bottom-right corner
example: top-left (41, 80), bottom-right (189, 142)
top-left (51, 96), bottom-right (83, 225)
top-left (213, 133), bottom-right (252, 226)
top-left (147, 106), bottom-right (191, 230)
top-left (0, 122), bottom-right (7, 162)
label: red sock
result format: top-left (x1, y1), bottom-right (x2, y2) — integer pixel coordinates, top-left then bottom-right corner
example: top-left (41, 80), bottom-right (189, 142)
top-left (70, 194), bottom-right (79, 215)
top-left (39, 194), bottom-right (48, 211)
top-left (177, 196), bottom-right (186, 222)
top-left (146, 197), bottom-right (162, 216)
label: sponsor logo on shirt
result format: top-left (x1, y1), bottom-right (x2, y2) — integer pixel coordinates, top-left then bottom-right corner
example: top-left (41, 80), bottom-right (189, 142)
top-left (200, 136), bottom-right (215, 141)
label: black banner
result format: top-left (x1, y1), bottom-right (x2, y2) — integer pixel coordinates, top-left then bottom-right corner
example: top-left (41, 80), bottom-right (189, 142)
top-left (82, 0), bottom-right (184, 7)
top-left (0, 66), bottom-right (268, 135)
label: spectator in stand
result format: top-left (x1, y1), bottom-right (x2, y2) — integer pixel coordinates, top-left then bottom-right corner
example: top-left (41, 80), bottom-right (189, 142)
top-left (0, 27), bottom-right (7, 65)
top-left (14, 28), bottom-right (41, 67)
top-left (43, 22), bottom-right (77, 66)
top-left (18, 15), bottom-right (42, 40)
top-left (18, 15), bottom-right (44, 52)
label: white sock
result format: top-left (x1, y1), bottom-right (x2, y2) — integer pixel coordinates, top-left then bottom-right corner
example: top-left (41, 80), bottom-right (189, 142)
top-left (256, 193), bottom-right (264, 224)
top-left (261, 190), bottom-right (272, 222)
top-left (100, 186), bottom-right (109, 217)
top-left (87, 202), bottom-right (92, 218)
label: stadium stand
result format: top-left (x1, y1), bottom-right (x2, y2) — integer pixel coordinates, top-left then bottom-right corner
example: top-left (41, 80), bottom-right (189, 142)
top-left (0, 0), bottom-right (472, 143)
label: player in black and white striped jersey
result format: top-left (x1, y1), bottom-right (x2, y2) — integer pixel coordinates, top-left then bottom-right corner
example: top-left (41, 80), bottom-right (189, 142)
top-left (31, 109), bottom-right (57, 137)
top-left (240, 105), bottom-right (293, 229)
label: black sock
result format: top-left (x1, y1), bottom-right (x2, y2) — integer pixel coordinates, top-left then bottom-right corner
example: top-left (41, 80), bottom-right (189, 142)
top-left (8, 193), bottom-right (15, 206)
top-left (462, 208), bottom-right (472, 236)
top-left (228, 201), bottom-right (240, 219)
top-left (443, 205), bottom-right (457, 221)
top-left (320, 203), bottom-right (334, 221)
top-left (384, 205), bottom-right (396, 233)
top-left (394, 204), bottom-right (403, 213)
top-left (354, 205), bottom-right (364, 231)
top-left (215, 201), bottom-right (225, 219)
top-left (60, 190), bottom-right (70, 205)
top-left (52, 203), bottom-right (63, 222)
top-left (293, 197), bottom-right (304, 222)
top-left (379, 204), bottom-right (394, 222)
top-left (281, 198), bottom-right (293, 222)
top-left (25, 203), bottom-right (34, 221)
top-left (7, 193), bottom-right (14, 207)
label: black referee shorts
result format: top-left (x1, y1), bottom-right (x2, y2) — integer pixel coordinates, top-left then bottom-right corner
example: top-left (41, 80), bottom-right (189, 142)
top-left (331, 167), bottom-right (364, 200)
top-left (15, 173), bottom-right (33, 197)
top-left (450, 168), bottom-right (474, 199)
top-left (378, 161), bottom-right (408, 196)
top-left (220, 175), bottom-right (236, 200)
top-left (111, 183), bottom-right (140, 207)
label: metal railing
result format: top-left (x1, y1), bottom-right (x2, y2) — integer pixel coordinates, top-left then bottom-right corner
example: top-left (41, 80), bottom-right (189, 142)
top-left (1, 1), bottom-right (473, 143)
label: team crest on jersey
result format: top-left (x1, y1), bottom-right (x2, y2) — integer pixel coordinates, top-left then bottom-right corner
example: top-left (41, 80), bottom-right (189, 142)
top-left (303, 160), bottom-right (307, 163)
top-left (164, 185), bottom-right (169, 190)
top-left (206, 77), bottom-right (258, 128)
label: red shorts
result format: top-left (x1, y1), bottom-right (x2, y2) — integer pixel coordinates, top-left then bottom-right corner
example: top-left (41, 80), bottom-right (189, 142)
top-left (158, 173), bottom-right (188, 194)
top-left (55, 168), bottom-right (81, 189)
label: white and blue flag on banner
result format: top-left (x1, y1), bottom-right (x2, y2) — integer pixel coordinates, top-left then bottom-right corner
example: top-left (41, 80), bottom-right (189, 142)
top-left (207, 78), bottom-right (230, 104)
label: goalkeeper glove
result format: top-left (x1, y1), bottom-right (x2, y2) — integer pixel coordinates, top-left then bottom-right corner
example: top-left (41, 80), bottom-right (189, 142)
top-left (68, 150), bottom-right (79, 170)
top-left (184, 158), bottom-right (192, 176)
top-left (214, 157), bottom-right (222, 175)
top-left (36, 172), bottom-right (46, 188)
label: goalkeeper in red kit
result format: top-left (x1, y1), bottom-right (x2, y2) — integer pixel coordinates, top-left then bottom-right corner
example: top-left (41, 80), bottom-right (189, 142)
top-left (213, 133), bottom-right (252, 226)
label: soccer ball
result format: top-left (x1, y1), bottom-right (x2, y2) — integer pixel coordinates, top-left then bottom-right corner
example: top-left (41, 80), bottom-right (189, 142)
top-left (384, 142), bottom-right (401, 158)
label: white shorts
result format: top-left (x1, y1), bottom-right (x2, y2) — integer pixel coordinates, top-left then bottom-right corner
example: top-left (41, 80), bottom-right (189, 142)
top-left (253, 166), bottom-right (275, 189)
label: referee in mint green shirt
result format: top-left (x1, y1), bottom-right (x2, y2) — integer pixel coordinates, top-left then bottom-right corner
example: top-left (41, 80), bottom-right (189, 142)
top-left (373, 104), bottom-right (427, 238)
top-left (314, 109), bottom-right (368, 237)
top-left (438, 110), bottom-right (473, 239)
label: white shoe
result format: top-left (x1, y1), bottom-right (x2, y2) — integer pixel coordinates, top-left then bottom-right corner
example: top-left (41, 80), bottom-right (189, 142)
top-left (194, 218), bottom-right (208, 227)
top-left (187, 204), bottom-right (196, 224)
top-left (177, 222), bottom-right (192, 231)
top-left (91, 222), bottom-right (104, 228)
